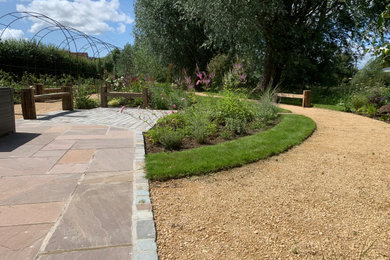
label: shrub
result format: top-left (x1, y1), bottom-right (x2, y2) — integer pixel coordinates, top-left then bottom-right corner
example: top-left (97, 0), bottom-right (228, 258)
top-left (222, 61), bottom-right (247, 92)
top-left (357, 104), bottom-right (377, 117)
top-left (225, 117), bottom-right (248, 135)
top-left (350, 94), bottom-right (369, 111)
top-left (108, 98), bottom-right (121, 107)
top-left (147, 126), bottom-right (184, 150)
top-left (215, 91), bottom-right (255, 124)
top-left (368, 92), bottom-right (387, 108)
top-left (149, 83), bottom-right (191, 110)
top-left (208, 54), bottom-right (231, 91)
top-left (187, 110), bottom-right (216, 143)
top-left (160, 128), bottom-right (185, 150)
top-left (257, 87), bottom-right (279, 123)
top-left (74, 85), bottom-right (98, 109)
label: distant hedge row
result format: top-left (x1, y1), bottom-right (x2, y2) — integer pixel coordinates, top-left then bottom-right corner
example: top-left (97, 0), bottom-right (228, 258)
top-left (0, 39), bottom-right (105, 78)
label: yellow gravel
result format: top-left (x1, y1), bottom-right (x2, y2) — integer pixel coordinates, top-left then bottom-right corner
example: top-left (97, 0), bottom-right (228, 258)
top-left (150, 105), bottom-right (390, 259)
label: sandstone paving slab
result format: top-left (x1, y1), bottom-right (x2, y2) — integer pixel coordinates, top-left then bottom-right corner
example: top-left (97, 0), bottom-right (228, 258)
top-left (41, 140), bottom-right (75, 151)
top-left (87, 148), bottom-right (134, 172)
top-left (25, 133), bottom-right (59, 146)
top-left (83, 171), bottom-right (133, 185)
top-left (44, 126), bottom-right (73, 134)
top-left (71, 125), bottom-right (109, 129)
top-left (58, 150), bottom-right (95, 164)
top-left (15, 125), bottom-right (53, 134)
top-left (0, 144), bottom-right (44, 159)
top-left (0, 133), bottom-right (41, 153)
top-left (0, 223), bottom-right (53, 260)
top-left (32, 150), bottom-right (67, 158)
top-left (38, 246), bottom-right (132, 260)
top-left (43, 182), bottom-right (133, 252)
top-left (72, 139), bottom-right (134, 149)
top-left (63, 128), bottom-right (108, 136)
top-left (49, 164), bottom-right (89, 174)
top-left (0, 202), bottom-right (64, 226)
top-left (0, 174), bottom-right (81, 206)
top-left (0, 157), bottom-right (58, 177)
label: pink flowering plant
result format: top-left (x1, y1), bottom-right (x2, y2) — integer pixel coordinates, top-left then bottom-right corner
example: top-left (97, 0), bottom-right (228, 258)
top-left (195, 64), bottom-right (215, 91)
top-left (222, 61), bottom-right (247, 92)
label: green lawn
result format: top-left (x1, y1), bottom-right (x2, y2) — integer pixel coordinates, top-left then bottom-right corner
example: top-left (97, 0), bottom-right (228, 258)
top-left (146, 113), bottom-right (316, 181)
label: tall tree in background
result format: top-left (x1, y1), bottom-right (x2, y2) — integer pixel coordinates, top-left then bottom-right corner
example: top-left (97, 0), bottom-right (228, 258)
top-left (134, 0), bottom-right (217, 72)
top-left (134, 0), bottom-right (387, 89)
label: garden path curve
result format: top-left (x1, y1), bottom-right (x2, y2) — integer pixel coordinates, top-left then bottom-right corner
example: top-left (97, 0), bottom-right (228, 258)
top-left (150, 105), bottom-right (390, 259)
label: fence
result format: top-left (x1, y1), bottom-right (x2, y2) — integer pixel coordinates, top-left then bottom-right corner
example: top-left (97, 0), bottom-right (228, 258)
top-left (100, 86), bottom-right (149, 108)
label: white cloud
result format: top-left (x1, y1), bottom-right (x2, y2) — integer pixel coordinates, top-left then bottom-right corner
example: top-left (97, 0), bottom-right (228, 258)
top-left (117, 23), bottom-right (126, 34)
top-left (16, 0), bottom-right (134, 35)
top-left (0, 28), bottom-right (25, 40)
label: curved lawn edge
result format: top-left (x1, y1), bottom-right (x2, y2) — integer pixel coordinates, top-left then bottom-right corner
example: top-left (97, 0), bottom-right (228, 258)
top-left (145, 114), bottom-right (316, 181)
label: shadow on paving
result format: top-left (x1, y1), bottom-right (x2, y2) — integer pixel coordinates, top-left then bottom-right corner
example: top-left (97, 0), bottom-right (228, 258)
top-left (38, 110), bottom-right (83, 121)
top-left (0, 133), bottom-right (40, 152)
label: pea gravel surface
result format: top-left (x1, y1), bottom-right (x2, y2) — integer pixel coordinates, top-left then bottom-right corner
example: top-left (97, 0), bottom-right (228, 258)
top-left (150, 104), bottom-right (390, 259)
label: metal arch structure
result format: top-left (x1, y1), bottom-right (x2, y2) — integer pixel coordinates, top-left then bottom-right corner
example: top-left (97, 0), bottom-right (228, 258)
top-left (0, 11), bottom-right (119, 58)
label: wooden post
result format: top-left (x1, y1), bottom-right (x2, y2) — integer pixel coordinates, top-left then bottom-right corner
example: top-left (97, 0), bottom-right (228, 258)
top-left (142, 87), bottom-right (149, 108)
top-left (21, 88), bottom-right (36, 119)
top-left (101, 86), bottom-right (108, 108)
top-left (61, 85), bottom-right (74, 110)
top-left (35, 83), bottom-right (44, 95)
top-left (302, 90), bottom-right (312, 108)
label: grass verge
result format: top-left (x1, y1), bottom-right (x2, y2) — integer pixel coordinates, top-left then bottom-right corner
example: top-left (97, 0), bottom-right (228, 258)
top-left (146, 114), bottom-right (316, 181)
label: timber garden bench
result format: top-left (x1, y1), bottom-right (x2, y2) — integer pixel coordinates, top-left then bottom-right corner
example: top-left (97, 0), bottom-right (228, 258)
top-left (276, 90), bottom-right (312, 108)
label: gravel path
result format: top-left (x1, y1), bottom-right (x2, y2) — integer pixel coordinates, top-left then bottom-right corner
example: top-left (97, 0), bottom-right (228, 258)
top-left (150, 105), bottom-right (390, 259)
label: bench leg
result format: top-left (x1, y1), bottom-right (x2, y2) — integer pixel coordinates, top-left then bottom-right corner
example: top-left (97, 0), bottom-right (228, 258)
top-left (302, 90), bottom-right (312, 108)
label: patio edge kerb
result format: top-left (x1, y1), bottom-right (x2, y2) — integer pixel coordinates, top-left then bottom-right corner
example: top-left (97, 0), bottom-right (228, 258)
top-left (132, 131), bottom-right (158, 260)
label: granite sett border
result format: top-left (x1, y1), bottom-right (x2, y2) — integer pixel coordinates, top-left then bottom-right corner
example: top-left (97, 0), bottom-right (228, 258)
top-left (132, 131), bottom-right (158, 260)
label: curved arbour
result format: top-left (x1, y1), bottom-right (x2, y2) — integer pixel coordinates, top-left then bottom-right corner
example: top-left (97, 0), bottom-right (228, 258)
top-left (0, 11), bottom-right (119, 78)
top-left (0, 11), bottom-right (118, 58)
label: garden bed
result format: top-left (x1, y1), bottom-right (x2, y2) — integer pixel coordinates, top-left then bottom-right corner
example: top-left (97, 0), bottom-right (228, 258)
top-left (144, 117), bottom-right (281, 154)
top-left (145, 114), bottom-right (316, 180)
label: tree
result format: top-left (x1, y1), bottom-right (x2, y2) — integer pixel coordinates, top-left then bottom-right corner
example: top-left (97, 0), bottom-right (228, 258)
top-left (134, 0), bottom-right (387, 89)
top-left (134, 0), bottom-right (218, 74)
top-left (374, 5), bottom-right (390, 65)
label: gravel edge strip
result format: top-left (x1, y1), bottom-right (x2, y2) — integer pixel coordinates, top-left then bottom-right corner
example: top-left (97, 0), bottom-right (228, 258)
top-left (132, 131), bottom-right (158, 260)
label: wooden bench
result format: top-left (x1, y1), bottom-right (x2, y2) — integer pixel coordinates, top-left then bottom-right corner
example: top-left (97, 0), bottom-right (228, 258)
top-left (101, 86), bottom-right (149, 108)
top-left (276, 90), bottom-right (312, 108)
top-left (20, 85), bottom-right (73, 119)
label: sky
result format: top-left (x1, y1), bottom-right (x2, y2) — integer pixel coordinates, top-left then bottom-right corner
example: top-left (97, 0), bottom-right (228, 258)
top-left (0, 0), bottom-right (136, 57)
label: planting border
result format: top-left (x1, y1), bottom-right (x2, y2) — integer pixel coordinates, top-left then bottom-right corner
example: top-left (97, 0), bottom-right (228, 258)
top-left (145, 114), bottom-right (316, 181)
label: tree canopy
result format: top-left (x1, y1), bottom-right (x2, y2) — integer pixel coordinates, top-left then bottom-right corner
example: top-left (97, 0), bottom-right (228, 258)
top-left (134, 0), bottom-right (388, 90)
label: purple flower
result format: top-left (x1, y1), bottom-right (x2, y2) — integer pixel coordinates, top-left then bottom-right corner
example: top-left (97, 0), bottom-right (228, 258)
top-left (173, 104), bottom-right (177, 109)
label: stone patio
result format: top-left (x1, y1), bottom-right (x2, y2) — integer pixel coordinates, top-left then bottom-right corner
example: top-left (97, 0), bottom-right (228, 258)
top-left (0, 108), bottom-right (161, 260)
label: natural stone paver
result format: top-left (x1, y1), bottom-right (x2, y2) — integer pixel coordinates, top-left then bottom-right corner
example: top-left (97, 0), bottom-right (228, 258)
top-left (44, 181), bottom-right (133, 252)
top-left (0, 202), bottom-right (64, 226)
top-left (0, 108), bottom-right (163, 259)
top-left (48, 163), bottom-right (89, 174)
top-left (0, 157), bottom-right (58, 176)
top-left (58, 149), bottom-right (95, 164)
top-left (0, 224), bottom-right (53, 260)
top-left (72, 138), bottom-right (133, 149)
top-left (38, 246), bottom-right (132, 260)
top-left (87, 148), bottom-right (134, 172)
top-left (32, 107), bottom-right (168, 132)
top-left (0, 174), bottom-right (80, 205)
